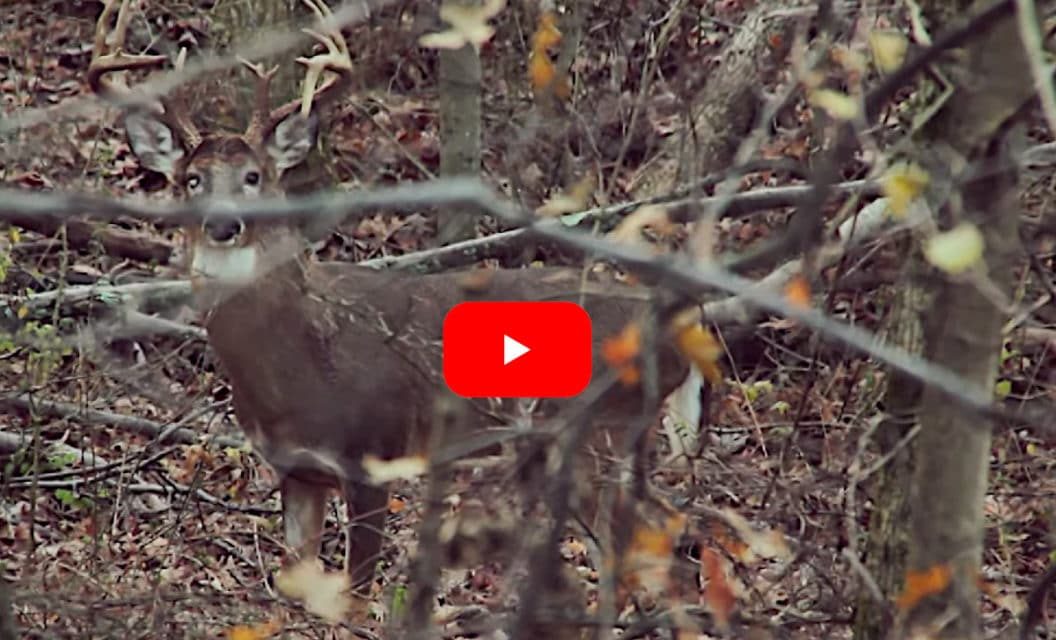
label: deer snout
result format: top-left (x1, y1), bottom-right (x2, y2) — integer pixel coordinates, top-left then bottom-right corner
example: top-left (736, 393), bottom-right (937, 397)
top-left (202, 215), bottom-right (246, 246)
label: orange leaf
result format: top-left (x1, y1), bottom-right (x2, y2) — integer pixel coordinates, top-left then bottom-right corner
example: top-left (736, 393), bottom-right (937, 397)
top-left (784, 274), bottom-right (811, 308)
top-left (388, 496), bottom-right (407, 514)
top-left (528, 52), bottom-right (556, 92)
top-left (602, 322), bottom-right (641, 367)
top-left (227, 620), bottom-right (280, 640)
top-left (896, 564), bottom-right (952, 612)
top-left (710, 521), bottom-right (751, 563)
top-left (617, 364), bottom-right (641, 387)
top-left (532, 12), bottom-right (562, 51)
top-left (700, 548), bottom-right (736, 633)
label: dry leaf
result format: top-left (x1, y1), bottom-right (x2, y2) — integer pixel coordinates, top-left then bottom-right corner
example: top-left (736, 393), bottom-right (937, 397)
top-left (717, 508), bottom-right (791, 561)
top-left (897, 564), bottom-right (952, 611)
top-left (226, 620), bottom-right (281, 640)
top-left (700, 548), bottom-right (736, 633)
top-left (784, 274), bottom-right (811, 308)
top-left (623, 518), bottom-right (682, 593)
top-left (362, 454), bottom-right (428, 484)
top-left (419, 0), bottom-right (506, 51)
top-left (674, 324), bottom-right (723, 386)
top-left (601, 322), bottom-right (641, 367)
top-left (535, 174), bottom-right (595, 217)
top-left (869, 30), bottom-right (908, 73)
top-left (388, 496), bottom-right (407, 514)
top-left (882, 162), bottom-right (930, 218)
top-left (608, 205), bottom-right (673, 246)
top-left (808, 88), bottom-right (860, 120)
top-left (923, 223), bottom-right (984, 275)
top-left (275, 559), bottom-right (352, 623)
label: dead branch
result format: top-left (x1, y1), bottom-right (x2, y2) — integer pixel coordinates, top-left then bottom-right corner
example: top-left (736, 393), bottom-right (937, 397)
top-left (0, 394), bottom-right (243, 449)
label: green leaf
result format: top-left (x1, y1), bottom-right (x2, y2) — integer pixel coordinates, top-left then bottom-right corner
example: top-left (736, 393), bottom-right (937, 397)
top-left (994, 379), bottom-right (1012, 398)
top-left (559, 210), bottom-right (591, 227)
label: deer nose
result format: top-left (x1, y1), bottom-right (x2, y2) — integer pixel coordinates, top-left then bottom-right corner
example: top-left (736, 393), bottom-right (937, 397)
top-left (202, 216), bottom-right (246, 244)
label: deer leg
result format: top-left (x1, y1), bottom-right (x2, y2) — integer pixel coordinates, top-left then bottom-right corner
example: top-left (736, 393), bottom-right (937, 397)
top-left (280, 475), bottom-right (328, 566)
top-left (340, 481), bottom-right (388, 593)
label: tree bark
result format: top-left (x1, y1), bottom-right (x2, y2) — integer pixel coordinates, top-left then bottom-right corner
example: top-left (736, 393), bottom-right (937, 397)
top-left (901, 2), bottom-right (1037, 636)
top-left (435, 42), bottom-right (483, 245)
top-left (629, 6), bottom-right (794, 199)
top-left (853, 263), bottom-right (926, 640)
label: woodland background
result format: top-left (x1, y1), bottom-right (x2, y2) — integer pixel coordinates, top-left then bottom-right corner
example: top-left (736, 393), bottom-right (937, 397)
top-left (1, 0), bottom-right (1056, 638)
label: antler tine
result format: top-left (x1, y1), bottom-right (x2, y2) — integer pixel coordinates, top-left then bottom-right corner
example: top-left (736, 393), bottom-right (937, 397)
top-left (159, 47), bottom-right (203, 148)
top-left (240, 57), bottom-right (280, 146)
top-left (261, 0), bottom-right (353, 128)
top-left (88, 0), bottom-right (168, 102)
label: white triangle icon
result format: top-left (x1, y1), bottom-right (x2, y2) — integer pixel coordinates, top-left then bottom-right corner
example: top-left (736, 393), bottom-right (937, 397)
top-left (503, 334), bottom-right (530, 365)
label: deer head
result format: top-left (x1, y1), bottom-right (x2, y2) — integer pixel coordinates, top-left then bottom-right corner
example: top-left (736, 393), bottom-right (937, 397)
top-left (89, 0), bottom-right (351, 290)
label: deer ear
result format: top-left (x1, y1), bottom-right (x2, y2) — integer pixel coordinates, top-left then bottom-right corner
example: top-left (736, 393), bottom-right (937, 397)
top-left (125, 110), bottom-right (186, 179)
top-left (266, 111), bottom-right (319, 173)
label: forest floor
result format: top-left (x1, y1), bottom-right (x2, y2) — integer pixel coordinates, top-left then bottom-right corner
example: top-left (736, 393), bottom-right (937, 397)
top-left (2, 1), bottom-right (1055, 639)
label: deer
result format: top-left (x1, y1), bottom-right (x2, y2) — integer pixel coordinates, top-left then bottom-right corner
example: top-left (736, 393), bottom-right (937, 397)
top-left (88, 0), bottom-right (701, 597)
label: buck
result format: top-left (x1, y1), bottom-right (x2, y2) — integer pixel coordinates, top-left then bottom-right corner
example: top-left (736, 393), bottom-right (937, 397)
top-left (89, 0), bottom-right (700, 595)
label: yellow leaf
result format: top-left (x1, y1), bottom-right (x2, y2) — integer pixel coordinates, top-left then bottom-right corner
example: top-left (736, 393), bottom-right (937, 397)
top-left (674, 324), bottom-right (723, 386)
top-left (882, 163), bottom-right (930, 218)
top-left (362, 454), bottom-right (428, 484)
top-left (17, 306), bottom-right (29, 319)
top-left (808, 88), bottom-right (860, 120)
top-left (419, 0), bottom-right (506, 51)
top-left (8, 227), bottom-right (21, 243)
top-left (923, 223), bottom-right (985, 275)
top-left (535, 174), bottom-right (595, 217)
top-left (608, 205), bottom-right (673, 245)
top-left (275, 559), bottom-right (351, 623)
top-left (869, 30), bottom-right (908, 73)
top-left (897, 564), bottom-right (952, 611)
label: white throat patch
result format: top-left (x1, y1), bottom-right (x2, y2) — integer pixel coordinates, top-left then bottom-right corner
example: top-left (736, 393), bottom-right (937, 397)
top-left (191, 245), bottom-right (261, 287)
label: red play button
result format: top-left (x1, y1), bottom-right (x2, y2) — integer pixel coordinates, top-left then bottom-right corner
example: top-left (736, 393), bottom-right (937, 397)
top-left (442, 301), bottom-right (592, 398)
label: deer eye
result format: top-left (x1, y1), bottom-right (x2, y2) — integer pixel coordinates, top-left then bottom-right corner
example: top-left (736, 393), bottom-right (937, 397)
top-left (244, 171), bottom-right (261, 186)
top-left (185, 173), bottom-right (203, 192)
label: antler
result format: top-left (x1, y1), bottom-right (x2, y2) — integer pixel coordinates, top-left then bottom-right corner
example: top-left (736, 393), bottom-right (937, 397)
top-left (89, 0), bottom-right (202, 148)
top-left (241, 0), bottom-right (353, 144)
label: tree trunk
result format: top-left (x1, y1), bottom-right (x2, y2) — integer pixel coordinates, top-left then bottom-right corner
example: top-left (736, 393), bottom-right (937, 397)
top-left (853, 266), bottom-right (926, 640)
top-left (435, 42), bottom-right (483, 245)
top-left (900, 2), bottom-right (1036, 636)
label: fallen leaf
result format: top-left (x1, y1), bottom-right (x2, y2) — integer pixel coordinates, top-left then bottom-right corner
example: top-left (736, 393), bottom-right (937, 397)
top-left (226, 620), bottom-right (281, 640)
top-left (784, 274), bottom-right (811, 308)
top-left (717, 508), bottom-right (791, 561)
top-left (419, 0), bottom-right (506, 51)
top-left (275, 559), bottom-right (352, 623)
top-left (809, 88), bottom-right (860, 120)
top-left (535, 174), bottom-right (595, 217)
top-left (897, 564), bottom-right (952, 611)
top-left (601, 322), bottom-right (641, 367)
top-left (923, 223), bottom-right (984, 275)
top-left (362, 454), bottom-right (428, 484)
top-left (869, 30), bottom-right (908, 73)
top-left (700, 547), bottom-right (736, 633)
top-left (882, 162), bottom-right (930, 218)
top-left (674, 324), bottom-right (723, 386)
top-left (608, 205), bottom-right (673, 246)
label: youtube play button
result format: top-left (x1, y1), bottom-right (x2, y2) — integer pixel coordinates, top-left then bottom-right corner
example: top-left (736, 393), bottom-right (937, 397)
top-left (443, 301), bottom-right (592, 398)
